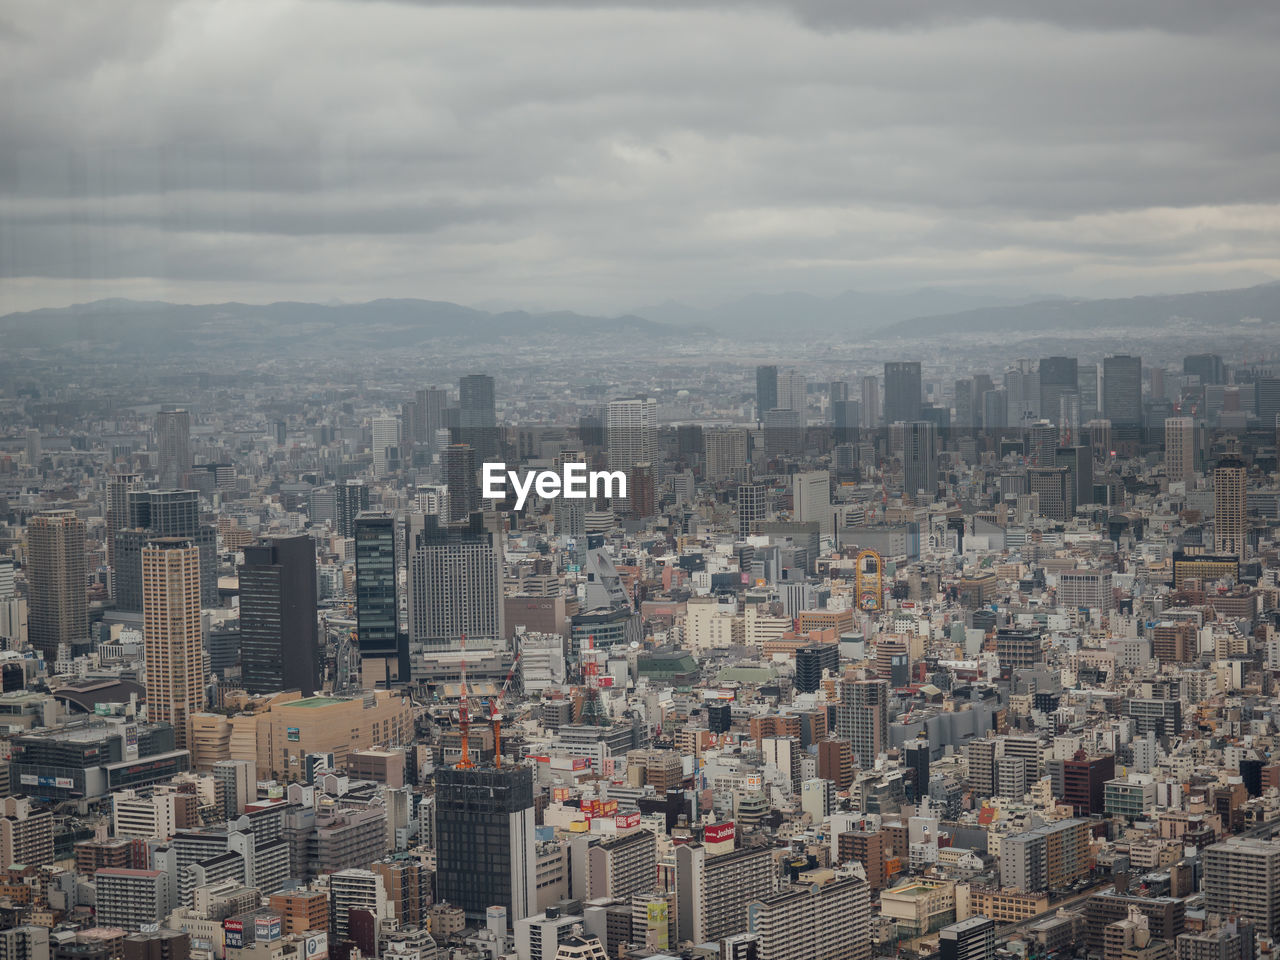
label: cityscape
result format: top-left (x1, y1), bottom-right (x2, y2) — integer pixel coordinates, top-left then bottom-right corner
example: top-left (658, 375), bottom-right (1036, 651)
top-left (4, 3), bottom-right (1280, 960)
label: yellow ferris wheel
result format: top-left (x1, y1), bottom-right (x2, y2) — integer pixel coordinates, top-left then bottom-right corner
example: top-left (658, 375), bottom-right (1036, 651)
top-left (855, 549), bottom-right (883, 612)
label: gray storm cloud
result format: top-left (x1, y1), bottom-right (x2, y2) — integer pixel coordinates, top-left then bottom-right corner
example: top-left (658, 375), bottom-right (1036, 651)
top-left (1, 0), bottom-right (1278, 313)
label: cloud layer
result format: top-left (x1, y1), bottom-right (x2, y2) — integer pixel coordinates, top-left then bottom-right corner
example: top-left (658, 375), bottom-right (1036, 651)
top-left (2, 0), bottom-right (1279, 313)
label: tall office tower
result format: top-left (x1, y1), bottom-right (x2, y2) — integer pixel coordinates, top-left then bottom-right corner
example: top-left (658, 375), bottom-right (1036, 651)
top-left (1165, 417), bottom-right (1196, 483)
top-left (407, 512), bottom-right (503, 652)
top-left (399, 400), bottom-right (420, 452)
top-left (763, 408), bottom-right (803, 457)
top-left (630, 461), bottom-right (656, 518)
top-left (756, 366), bottom-right (778, 422)
top-left (106, 472), bottom-right (145, 571)
top-left (830, 380), bottom-right (850, 405)
top-left (239, 536), bottom-right (320, 696)
top-left (982, 389), bottom-right (1008, 429)
top-left (371, 416), bottom-right (402, 478)
top-left (27, 509), bottom-right (88, 659)
top-left (435, 765), bottom-right (537, 921)
top-left (355, 513), bottom-right (404, 682)
top-left (606, 397), bottom-right (658, 476)
top-left (795, 644), bottom-right (839, 694)
top-left (142, 538), bottom-right (204, 751)
top-left (552, 449), bottom-right (588, 536)
top-left (966, 738), bottom-right (1002, 796)
top-left (891, 421), bottom-right (937, 501)
top-left (336, 480), bottom-right (370, 538)
top-left (1055, 445), bottom-right (1093, 511)
top-left (1004, 359), bottom-right (1040, 425)
top-left (442, 444), bottom-right (479, 522)
top-left (939, 917), bottom-right (996, 960)
top-left (25, 429), bottom-right (41, 466)
top-left (777, 371), bottom-right (808, 424)
top-left (737, 482), bottom-right (767, 538)
top-left (1204, 838), bottom-right (1280, 937)
top-left (1184, 353), bottom-right (1226, 386)
top-left (114, 490), bottom-right (216, 612)
top-left (705, 429), bottom-right (749, 482)
top-left (883, 362), bottom-right (922, 424)
top-left (860, 376), bottom-right (880, 428)
top-left (953, 379), bottom-right (974, 428)
top-left (1026, 421), bottom-right (1059, 465)
top-left (1214, 456), bottom-right (1248, 560)
top-left (156, 409), bottom-right (192, 489)
top-left (832, 400), bottom-right (860, 444)
top-left (675, 843), bottom-right (777, 944)
top-left (793, 471), bottom-right (832, 536)
top-left (903, 740), bottom-right (930, 799)
top-left (1039, 356), bottom-right (1079, 426)
top-left (459, 373), bottom-right (498, 460)
top-left (415, 387), bottom-right (450, 444)
top-left (836, 678), bottom-right (888, 767)
top-left (1077, 363), bottom-right (1100, 421)
top-left (1256, 378), bottom-right (1280, 429)
top-left (1102, 354), bottom-right (1143, 444)
top-left (746, 872), bottom-right (870, 960)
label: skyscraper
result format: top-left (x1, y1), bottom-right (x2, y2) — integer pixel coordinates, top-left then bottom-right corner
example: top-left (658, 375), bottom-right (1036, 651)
top-left (792, 471), bottom-right (832, 536)
top-left (704, 429), bottom-right (749, 482)
top-left (1039, 356), bottom-right (1079, 427)
top-left (434, 765), bottom-right (537, 921)
top-left (883, 362), bottom-right (921, 424)
top-left (836, 679), bottom-right (888, 768)
top-left (407, 512), bottom-right (503, 651)
top-left (442, 444), bottom-right (479, 522)
top-left (156, 409), bottom-right (192, 490)
top-left (113, 490), bottom-right (217, 613)
top-left (891, 421), bottom-right (937, 501)
top-left (27, 509), bottom-right (88, 659)
top-left (337, 480), bottom-right (370, 538)
top-left (239, 536), bottom-right (320, 696)
top-left (371, 416), bottom-right (402, 478)
top-left (106, 472), bottom-right (145, 572)
top-left (415, 386), bottom-right (450, 443)
top-left (606, 398), bottom-right (657, 476)
top-left (355, 513), bottom-right (404, 682)
top-left (1165, 417), bottom-right (1196, 484)
top-left (777, 371), bottom-right (807, 425)
top-left (1184, 354), bottom-right (1226, 386)
top-left (738, 482), bottom-right (767, 538)
top-left (142, 537), bottom-right (204, 751)
top-left (1102, 355), bottom-right (1143, 443)
top-left (459, 373), bottom-right (498, 460)
top-left (1214, 456), bottom-right (1247, 560)
top-left (756, 366), bottom-right (778, 422)
top-left (860, 376), bottom-right (880, 428)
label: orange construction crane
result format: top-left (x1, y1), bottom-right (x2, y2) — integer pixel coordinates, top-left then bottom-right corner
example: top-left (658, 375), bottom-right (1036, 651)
top-left (489, 651), bottom-right (521, 769)
top-left (456, 634), bottom-right (474, 770)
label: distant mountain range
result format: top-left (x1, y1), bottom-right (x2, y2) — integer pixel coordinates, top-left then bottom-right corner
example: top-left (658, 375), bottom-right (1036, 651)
top-left (630, 287), bottom-right (1052, 334)
top-left (0, 297), bottom-right (670, 355)
top-left (3, 282), bottom-right (1279, 355)
top-left (875, 282), bottom-right (1280, 336)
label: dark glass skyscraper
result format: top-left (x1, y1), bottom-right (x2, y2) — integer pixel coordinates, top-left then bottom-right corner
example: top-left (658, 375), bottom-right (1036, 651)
top-left (434, 765), bottom-right (537, 921)
top-left (355, 513), bottom-right (404, 681)
top-left (239, 535), bottom-right (319, 695)
top-left (458, 373), bottom-right (497, 460)
top-left (442, 443), bottom-right (478, 522)
top-left (1038, 356), bottom-right (1078, 426)
top-left (114, 490), bottom-right (216, 612)
top-left (336, 480), bottom-right (370, 538)
top-left (1102, 354), bottom-right (1143, 445)
top-left (884, 361), bottom-right (922, 424)
top-left (755, 365), bottom-right (778, 422)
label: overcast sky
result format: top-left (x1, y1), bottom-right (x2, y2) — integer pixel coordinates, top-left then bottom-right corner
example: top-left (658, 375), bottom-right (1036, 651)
top-left (2, 0), bottom-right (1279, 315)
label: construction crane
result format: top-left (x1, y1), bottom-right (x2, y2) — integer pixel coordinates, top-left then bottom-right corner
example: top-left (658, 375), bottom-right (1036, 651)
top-left (455, 634), bottom-right (474, 770)
top-left (487, 651), bottom-right (521, 769)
